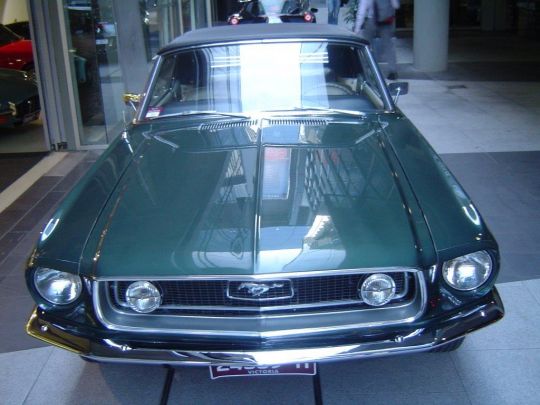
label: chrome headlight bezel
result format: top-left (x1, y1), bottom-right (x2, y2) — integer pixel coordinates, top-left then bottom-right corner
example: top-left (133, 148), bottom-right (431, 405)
top-left (125, 281), bottom-right (162, 313)
top-left (359, 273), bottom-right (397, 307)
top-left (442, 250), bottom-right (493, 292)
top-left (33, 267), bottom-right (83, 306)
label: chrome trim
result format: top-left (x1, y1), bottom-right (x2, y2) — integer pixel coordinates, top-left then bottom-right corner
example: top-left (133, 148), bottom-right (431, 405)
top-left (81, 340), bottom-right (437, 366)
top-left (357, 271), bottom-right (410, 302)
top-left (135, 55), bottom-right (163, 123)
top-left (225, 279), bottom-right (294, 302)
top-left (109, 272), bottom-right (410, 312)
top-left (101, 282), bottom-right (420, 322)
top-left (365, 45), bottom-right (395, 111)
top-left (93, 266), bottom-right (420, 281)
top-left (112, 297), bottom-right (412, 314)
top-left (93, 269), bottom-right (428, 338)
top-left (28, 289), bottom-right (504, 366)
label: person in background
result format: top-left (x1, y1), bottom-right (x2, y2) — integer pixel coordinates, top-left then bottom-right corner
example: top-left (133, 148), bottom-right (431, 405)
top-left (327, 0), bottom-right (341, 24)
top-left (354, 0), bottom-right (400, 80)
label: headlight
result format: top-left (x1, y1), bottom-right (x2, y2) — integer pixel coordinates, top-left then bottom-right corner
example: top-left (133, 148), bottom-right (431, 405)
top-left (442, 251), bottom-right (493, 291)
top-left (359, 273), bottom-right (396, 306)
top-left (34, 268), bottom-right (82, 305)
top-left (8, 102), bottom-right (17, 116)
top-left (126, 281), bottom-right (162, 313)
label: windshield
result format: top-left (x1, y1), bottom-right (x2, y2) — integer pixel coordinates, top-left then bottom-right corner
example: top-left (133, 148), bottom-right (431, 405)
top-left (0, 25), bottom-right (21, 47)
top-left (144, 41), bottom-right (387, 120)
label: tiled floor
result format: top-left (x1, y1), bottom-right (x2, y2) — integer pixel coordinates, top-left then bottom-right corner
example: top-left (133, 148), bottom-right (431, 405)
top-left (1, 12), bottom-right (540, 405)
top-left (0, 118), bottom-right (48, 154)
top-left (0, 153), bottom-right (47, 193)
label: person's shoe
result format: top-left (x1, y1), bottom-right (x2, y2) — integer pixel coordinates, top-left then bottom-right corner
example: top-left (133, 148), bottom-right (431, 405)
top-left (387, 72), bottom-right (398, 80)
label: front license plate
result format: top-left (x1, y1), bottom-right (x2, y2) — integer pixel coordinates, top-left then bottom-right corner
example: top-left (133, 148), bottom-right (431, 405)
top-left (95, 38), bottom-right (108, 45)
top-left (210, 363), bottom-right (317, 379)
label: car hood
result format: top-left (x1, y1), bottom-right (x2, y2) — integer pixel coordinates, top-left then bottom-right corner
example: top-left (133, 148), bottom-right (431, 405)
top-left (83, 117), bottom-right (435, 278)
top-left (0, 39), bottom-right (32, 57)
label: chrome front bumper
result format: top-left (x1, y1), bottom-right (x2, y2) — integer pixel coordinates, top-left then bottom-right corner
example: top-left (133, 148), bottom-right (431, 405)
top-left (26, 288), bottom-right (504, 366)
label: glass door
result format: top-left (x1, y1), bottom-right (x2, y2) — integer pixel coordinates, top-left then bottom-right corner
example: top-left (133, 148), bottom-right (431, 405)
top-left (62, 0), bottom-right (130, 146)
top-left (55, 0), bottom-right (211, 148)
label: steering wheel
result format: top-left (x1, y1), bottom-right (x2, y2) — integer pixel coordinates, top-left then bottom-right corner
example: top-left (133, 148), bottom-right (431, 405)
top-left (304, 82), bottom-right (355, 97)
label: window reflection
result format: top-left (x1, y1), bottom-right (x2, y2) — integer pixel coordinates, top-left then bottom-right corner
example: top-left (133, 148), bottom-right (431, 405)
top-left (258, 136), bottom-right (410, 272)
top-left (64, 0), bottom-right (192, 146)
top-left (146, 42), bottom-right (386, 118)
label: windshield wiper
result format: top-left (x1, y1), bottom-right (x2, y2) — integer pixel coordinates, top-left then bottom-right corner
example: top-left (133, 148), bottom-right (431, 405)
top-left (147, 110), bottom-right (251, 120)
top-left (261, 107), bottom-right (365, 118)
top-left (292, 106), bottom-right (365, 117)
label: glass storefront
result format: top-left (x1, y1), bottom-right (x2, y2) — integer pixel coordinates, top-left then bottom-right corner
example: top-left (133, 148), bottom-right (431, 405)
top-left (58, 0), bottom-right (211, 147)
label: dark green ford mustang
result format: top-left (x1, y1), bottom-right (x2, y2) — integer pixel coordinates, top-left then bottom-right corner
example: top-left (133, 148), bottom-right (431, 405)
top-left (25, 24), bottom-right (503, 366)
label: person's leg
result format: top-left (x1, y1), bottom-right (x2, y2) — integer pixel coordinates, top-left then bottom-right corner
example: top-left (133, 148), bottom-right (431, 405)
top-left (362, 18), bottom-right (377, 51)
top-left (378, 23), bottom-right (398, 79)
top-left (327, 0), bottom-right (340, 24)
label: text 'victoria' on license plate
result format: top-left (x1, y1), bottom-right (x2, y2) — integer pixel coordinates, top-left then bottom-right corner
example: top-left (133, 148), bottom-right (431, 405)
top-left (209, 363), bottom-right (316, 379)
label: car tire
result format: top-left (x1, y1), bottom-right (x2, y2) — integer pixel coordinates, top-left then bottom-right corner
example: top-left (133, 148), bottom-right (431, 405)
top-left (430, 337), bottom-right (465, 352)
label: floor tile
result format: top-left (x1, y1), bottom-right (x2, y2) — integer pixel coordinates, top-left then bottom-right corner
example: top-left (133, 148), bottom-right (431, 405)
top-left (0, 272), bottom-right (31, 298)
top-left (0, 232), bottom-right (26, 264)
top-left (0, 295), bottom-right (44, 354)
top-left (0, 153), bottom-right (47, 193)
top-left (334, 391), bottom-right (471, 405)
top-left (52, 161), bottom-right (93, 193)
top-left (10, 176), bottom-right (62, 211)
top-left (489, 151), bottom-right (540, 173)
top-left (523, 279), bottom-right (540, 306)
top-left (24, 349), bottom-right (168, 405)
top-left (499, 253), bottom-right (540, 283)
top-left (11, 191), bottom-right (65, 233)
top-left (46, 152), bottom-right (87, 177)
top-left (0, 347), bottom-right (52, 405)
top-left (452, 349), bottom-right (540, 405)
top-left (0, 253), bottom-right (27, 279)
top-left (319, 352), bottom-right (466, 400)
top-left (0, 208), bottom-right (25, 238)
top-left (460, 282), bottom-right (540, 351)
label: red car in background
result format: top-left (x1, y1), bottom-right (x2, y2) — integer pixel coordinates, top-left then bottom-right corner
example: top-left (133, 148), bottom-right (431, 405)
top-left (0, 24), bottom-right (33, 71)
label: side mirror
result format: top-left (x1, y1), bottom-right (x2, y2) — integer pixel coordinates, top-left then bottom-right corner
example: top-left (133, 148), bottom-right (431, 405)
top-left (123, 93), bottom-right (141, 112)
top-left (387, 82), bottom-right (409, 104)
top-left (311, 8), bottom-right (318, 13)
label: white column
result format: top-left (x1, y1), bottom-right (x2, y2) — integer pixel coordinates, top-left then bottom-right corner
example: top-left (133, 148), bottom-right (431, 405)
top-left (113, 0), bottom-right (149, 94)
top-left (413, 0), bottom-right (450, 72)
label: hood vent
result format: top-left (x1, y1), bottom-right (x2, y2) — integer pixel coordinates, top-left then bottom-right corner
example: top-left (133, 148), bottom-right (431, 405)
top-left (200, 120), bottom-right (258, 132)
top-left (267, 118), bottom-right (329, 127)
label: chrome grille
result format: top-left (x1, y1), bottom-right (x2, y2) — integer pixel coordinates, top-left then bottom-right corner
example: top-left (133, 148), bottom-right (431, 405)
top-left (109, 272), bottom-right (412, 316)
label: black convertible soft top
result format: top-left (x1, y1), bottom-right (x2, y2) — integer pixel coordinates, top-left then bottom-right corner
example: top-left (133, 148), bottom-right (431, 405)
top-left (158, 23), bottom-right (368, 54)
